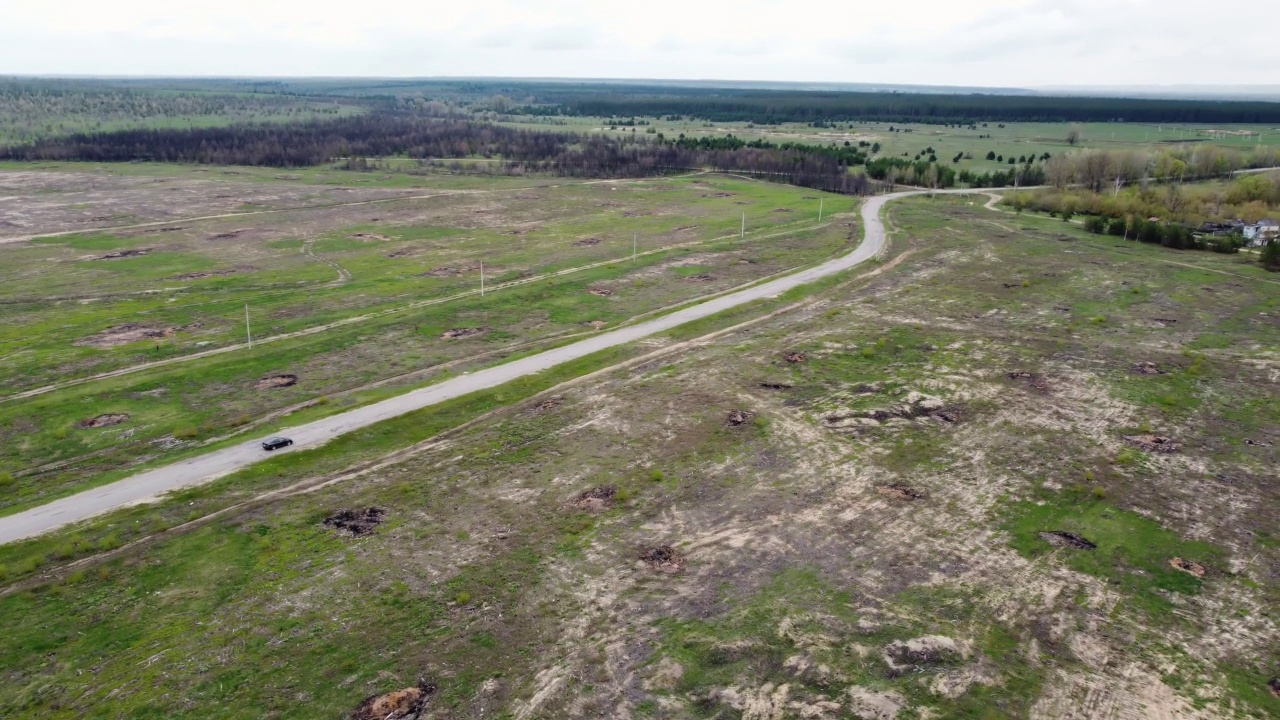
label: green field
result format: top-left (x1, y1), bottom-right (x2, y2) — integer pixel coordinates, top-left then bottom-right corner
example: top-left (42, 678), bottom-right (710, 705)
top-left (0, 186), bottom-right (1275, 719)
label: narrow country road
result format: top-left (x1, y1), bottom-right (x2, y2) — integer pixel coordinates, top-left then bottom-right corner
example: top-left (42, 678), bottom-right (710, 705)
top-left (0, 188), bottom-right (931, 545)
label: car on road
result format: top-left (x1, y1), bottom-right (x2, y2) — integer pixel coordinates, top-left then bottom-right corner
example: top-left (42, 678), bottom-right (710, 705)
top-left (261, 436), bottom-right (294, 451)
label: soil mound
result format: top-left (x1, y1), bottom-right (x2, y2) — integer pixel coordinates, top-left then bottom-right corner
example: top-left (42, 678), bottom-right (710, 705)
top-left (640, 545), bottom-right (686, 573)
top-left (94, 248), bottom-right (152, 260)
top-left (79, 413), bottom-right (129, 429)
top-left (1007, 371), bottom-right (1050, 392)
top-left (784, 352), bottom-right (807, 364)
top-left (255, 374), bottom-right (298, 390)
top-left (1039, 531), bottom-right (1096, 550)
top-left (351, 680), bottom-right (435, 720)
top-left (885, 636), bottom-right (960, 666)
top-left (588, 287), bottom-right (613, 297)
top-left (75, 323), bottom-right (175, 348)
top-left (574, 486), bottom-right (617, 512)
top-left (726, 409), bottom-right (755, 427)
top-left (878, 485), bottom-right (925, 501)
top-left (441, 328), bottom-right (484, 339)
top-left (573, 237), bottom-right (601, 246)
top-left (324, 507), bottom-right (387, 537)
top-left (1169, 557), bottom-right (1206, 578)
top-left (534, 397), bottom-right (562, 412)
top-left (1123, 434), bottom-right (1182, 453)
top-left (1131, 361), bottom-right (1165, 375)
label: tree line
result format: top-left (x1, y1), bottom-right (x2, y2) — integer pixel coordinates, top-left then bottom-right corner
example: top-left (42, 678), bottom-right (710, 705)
top-left (0, 114), bottom-right (870, 195)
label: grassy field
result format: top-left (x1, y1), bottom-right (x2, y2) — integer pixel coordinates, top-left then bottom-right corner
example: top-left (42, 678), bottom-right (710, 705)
top-left (0, 165), bottom-right (861, 513)
top-left (0, 187), bottom-right (1275, 719)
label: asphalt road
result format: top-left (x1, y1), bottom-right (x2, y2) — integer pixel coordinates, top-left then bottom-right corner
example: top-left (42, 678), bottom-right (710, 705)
top-left (0, 188), bottom-right (919, 545)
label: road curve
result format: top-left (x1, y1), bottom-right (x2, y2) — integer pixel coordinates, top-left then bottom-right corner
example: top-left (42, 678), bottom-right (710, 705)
top-left (0, 188), bottom-right (926, 545)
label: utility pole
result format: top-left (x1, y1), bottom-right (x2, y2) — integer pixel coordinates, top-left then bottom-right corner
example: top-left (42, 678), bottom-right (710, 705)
top-left (818, 198), bottom-right (824, 222)
top-left (244, 304), bottom-right (252, 349)
top-left (480, 261), bottom-right (485, 297)
top-left (632, 232), bottom-right (637, 262)
top-left (740, 212), bottom-right (745, 239)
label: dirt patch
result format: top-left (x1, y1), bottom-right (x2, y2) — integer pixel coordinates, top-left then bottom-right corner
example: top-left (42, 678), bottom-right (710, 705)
top-left (350, 232), bottom-right (393, 241)
top-left (169, 269), bottom-right (237, 280)
top-left (701, 191), bottom-right (734, 198)
top-left (324, 507), bottom-right (387, 537)
top-left (686, 273), bottom-right (714, 282)
top-left (209, 230), bottom-right (245, 241)
top-left (573, 486), bottom-right (617, 512)
top-left (1169, 557), bottom-right (1206, 578)
top-left (573, 237), bottom-right (602, 246)
top-left (78, 413), bottom-right (129, 429)
top-left (877, 484), bottom-right (925, 501)
top-left (386, 248), bottom-right (416, 258)
top-left (1123, 434), bottom-right (1182, 453)
top-left (75, 323), bottom-right (175, 348)
top-left (622, 210), bottom-right (651, 217)
top-left (759, 382), bottom-right (792, 390)
top-left (533, 397), bottom-right (563, 412)
top-left (351, 679), bottom-right (435, 720)
top-left (931, 406), bottom-right (964, 424)
top-left (441, 328), bottom-right (485, 339)
top-left (1007, 371), bottom-right (1050, 392)
top-left (255, 374), bottom-right (298, 390)
top-left (420, 265), bottom-right (478, 278)
top-left (92, 248), bottom-right (153, 260)
top-left (640, 545), bottom-right (686, 573)
top-left (771, 208), bottom-right (793, 213)
top-left (885, 636), bottom-right (961, 666)
top-left (726, 409), bottom-right (756, 427)
top-left (1131, 361), bottom-right (1166, 375)
top-left (784, 352), bottom-right (807, 364)
top-left (1039, 531), bottom-right (1097, 550)
top-left (587, 287), bottom-right (614, 297)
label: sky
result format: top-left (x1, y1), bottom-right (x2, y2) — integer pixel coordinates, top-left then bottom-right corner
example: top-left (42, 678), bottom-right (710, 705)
top-left (1, 0), bottom-right (1276, 89)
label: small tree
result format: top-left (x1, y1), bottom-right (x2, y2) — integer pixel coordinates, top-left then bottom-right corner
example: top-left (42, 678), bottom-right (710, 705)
top-left (1084, 216), bottom-right (1107, 234)
top-left (1262, 239), bottom-right (1280, 272)
top-left (986, 151), bottom-right (996, 160)
top-left (1066, 127), bottom-right (1082, 145)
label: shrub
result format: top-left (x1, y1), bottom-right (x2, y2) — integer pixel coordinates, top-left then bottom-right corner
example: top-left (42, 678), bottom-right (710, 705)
top-left (172, 425), bottom-right (198, 439)
top-left (649, 469), bottom-right (665, 482)
top-left (1083, 216), bottom-right (1107, 234)
top-left (1262, 239), bottom-right (1280, 272)
top-left (455, 592), bottom-right (472, 605)
top-left (1107, 218), bottom-right (1128, 236)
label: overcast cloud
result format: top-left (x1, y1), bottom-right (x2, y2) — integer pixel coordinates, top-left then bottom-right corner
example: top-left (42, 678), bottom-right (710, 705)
top-left (0, 0), bottom-right (1275, 88)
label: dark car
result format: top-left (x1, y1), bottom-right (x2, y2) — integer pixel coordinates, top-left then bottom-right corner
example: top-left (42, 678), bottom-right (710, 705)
top-left (261, 436), bottom-right (294, 451)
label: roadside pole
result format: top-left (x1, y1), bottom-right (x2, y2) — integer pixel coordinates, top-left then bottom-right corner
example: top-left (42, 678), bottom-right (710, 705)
top-left (244, 304), bottom-right (252, 349)
top-left (818, 198), bottom-right (824, 222)
top-left (480, 261), bottom-right (485, 297)
top-left (633, 232), bottom-right (637, 262)
top-left (740, 212), bottom-right (745, 239)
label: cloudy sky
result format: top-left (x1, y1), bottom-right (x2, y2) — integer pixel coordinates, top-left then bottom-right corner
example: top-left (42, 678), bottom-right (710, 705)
top-left (1, 0), bottom-right (1275, 88)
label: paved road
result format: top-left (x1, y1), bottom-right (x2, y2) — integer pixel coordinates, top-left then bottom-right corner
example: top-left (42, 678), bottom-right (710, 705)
top-left (0, 188), bottom-right (921, 544)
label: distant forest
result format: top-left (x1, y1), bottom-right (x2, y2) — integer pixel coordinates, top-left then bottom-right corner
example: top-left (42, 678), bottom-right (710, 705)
top-left (524, 87), bottom-right (1280, 124)
top-left (0, 114), bottom-right (871, 194)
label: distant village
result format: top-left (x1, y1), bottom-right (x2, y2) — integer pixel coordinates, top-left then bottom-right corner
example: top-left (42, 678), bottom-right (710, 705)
top-left (1200, 217), bottom-right (1279, 247)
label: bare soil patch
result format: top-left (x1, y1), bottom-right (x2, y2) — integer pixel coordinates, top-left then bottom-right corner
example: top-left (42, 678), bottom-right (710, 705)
top-left (686, 273), bottom-right (714, 282)
top-left (209, 230), bottom-right (246, 241)
top-left (92, 248), bottom-right (153, 260)
top-left (1131, 361), bottom-right (1166, 375)
top-left (351, 679), bottom-right (435, 720)
top-left (420, 265), bottom-right (478, 278)
top-left (169, 269), bottom-right (237, 280)
top-left (1123, 434), bottom-right (1182, 453)
top-left (533, 397), bottom-right (563, 413)
top-left (386, 248), bottom-right (416, 258)
top-left (255, 374), bottom-right (298, 390)
top-left (573, 237), bottom-right (601, 246)
top-left (878, 484), bottom-right (925, 501)
top-left (573, 486), bottom-right (617, 512)
top-left (75, 323), bottom-right (175, 348)
top-left (1169, 557), bottom-right (1206, 578)
top-left (1007, 371), bottom-right (1050, 393)
top-left (640, 545), bottom-right (686, 573)
top-left (350, 232), bottom-right (393, 241)
top-left (441, 328), bottom-right (485, 339)
top-left (701, 191), bottom-right (734, 198)
top-left (726, 409), bottom-right (756, 427)
top-left (1039, 531), bottom-right (1097, 550)
top-left (771, 208), bottom-right (793, 213)
top-left (587, 287), bottom-right (614, 297)
top-left (759, 382), bottom-right (792, 390)
top-left (784, 352), bottom-right (807, 364)
top-left (885, 636), bottom-right (960, 666)
top-left (78, 413), bottom-right (129, 429)
top-left (324, 507), bottom-right (387, 537)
